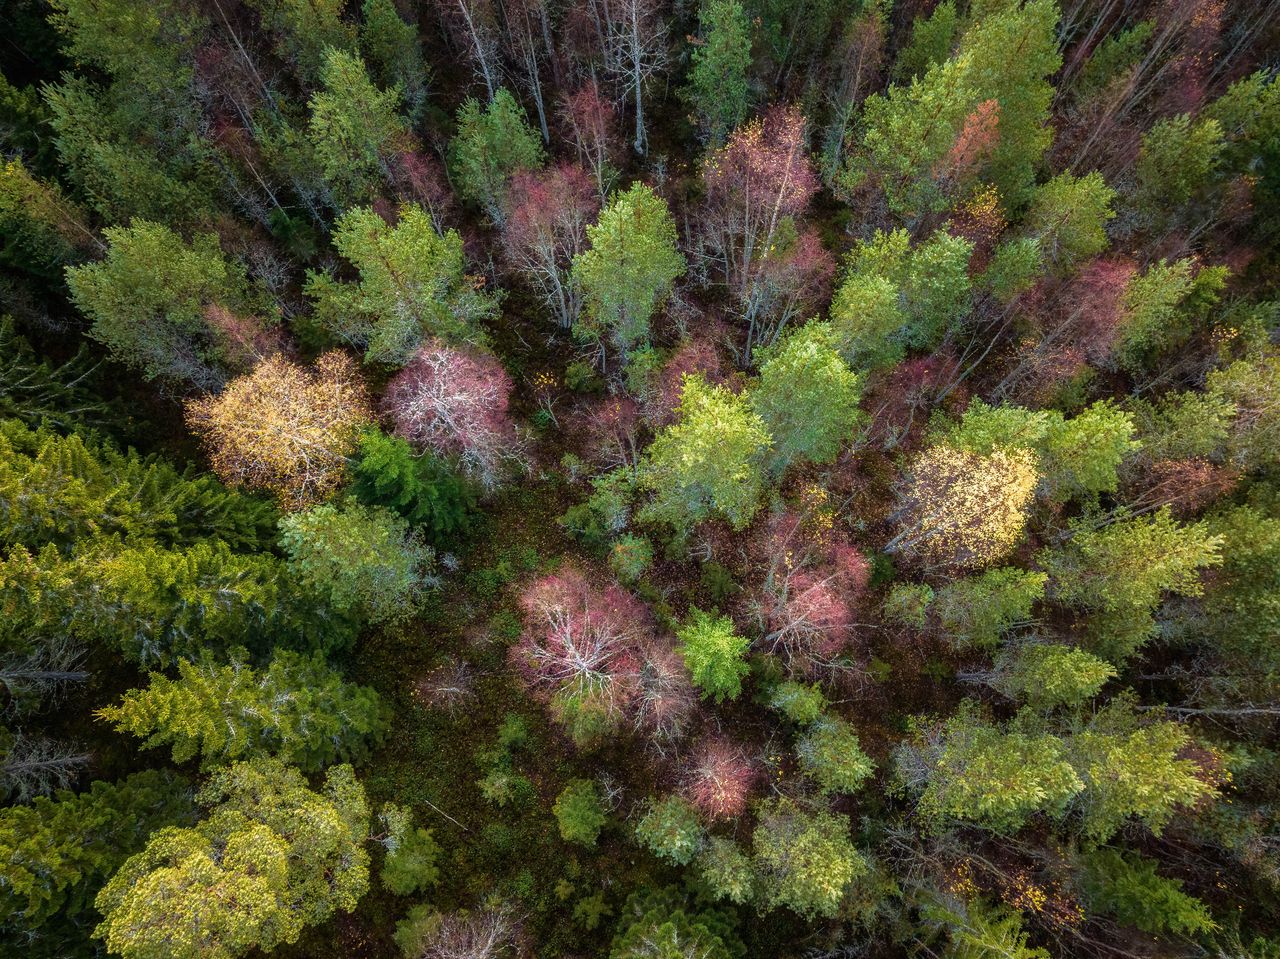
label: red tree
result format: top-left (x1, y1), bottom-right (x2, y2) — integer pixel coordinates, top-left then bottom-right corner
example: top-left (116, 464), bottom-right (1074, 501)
top-left (935, 99), bottom-right (1000, 198)
top-left (501, 163), bottom-right (599, 329)
top-left (510, 568), bottom-right (646, 737)
top-left (560, 80), bottom-right (621, 198)
top-left (648, 334), bottom-right (728, 426)
top-left (384, 341), bottom-right (522, 490)
top-left (576, 394), bottom-right (644, 471)
top-left (754, 511), bottom-right (870, 674)
top-left (681, 738), bottom-right (759, 820)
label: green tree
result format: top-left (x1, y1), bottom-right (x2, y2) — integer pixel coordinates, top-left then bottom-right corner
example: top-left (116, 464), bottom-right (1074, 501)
top-left (554, 779), bottom-right (608, 847)
top-left (0, 157), bottom-right (96, 282)
top-left (360, 0), bottom-right (427, 117)
top-left (987, 643), bottom-right (1116, 709)
top-left (698, 837), bottom-right (754, 904)
top-left (65, 221), bottom-right (264, 391)
top-left (751, 799), bottom-right (867, 919)
top-left (981, 236), bottom-right (1043, 302)
top-left (895, 1), bottom-right (958, 81)
top-left (1024, 172), bottom-right (1116, 269)
top-left (899, 703), bottom-right (1082, 833)
top-left (676, 608), bottom-right (751, 703)
top-left (635, 796), bottom-right (704, 866)
top-left (1040, 401), bottom-right (1139, 498)
top-left (350, 430), bottom-right (475, 546)
top-left (687, 0), bottom-right (753, 145)
top-left (766, 679), bottom-right (827, 724)
top-left (573, 182), bottom-right (686, 353)
top-left (750, 322), bottom-right (864, 473)
top-left (305, 205), bottom-right (497, 365)
top-left (1115, 258), bottom-right (1228, 373)
top-left (1081, 849), bottom-right (1217, 937)
top-left (307, 47), bottom-right (408, 206)
top-left (0, 770), bottom-right (191, 930)
top-left (1137, 114), bottom-right (1225, 208)
top-left (1206, 351), bottom-right (1280, 473)
top-left (638, 375), bottom-right (771, 533)
top-left (448, 89), bottom-right (545, 223)
top-left (278, 500), bottom-right (435, 626)
top-left (796, 717), bottom-right (875, 795)
top-left (610, 888), bottom-right (738, 959)
top-left (376, 803), bottom-right (440, 896)
top-left (93, 759), bottom-right (370, 959)
top-left (246, 0), bottom-right (356, 82)
top-left (827, 271), bottom-right (906, 371)
top-left (926, 900), bottom-right (1050, 959)
top-left (97, 648), bottom-right (386, 771)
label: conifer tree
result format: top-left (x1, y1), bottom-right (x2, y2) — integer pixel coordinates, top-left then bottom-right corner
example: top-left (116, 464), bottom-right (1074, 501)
top-left (687, 0), bottom-right (753, 145)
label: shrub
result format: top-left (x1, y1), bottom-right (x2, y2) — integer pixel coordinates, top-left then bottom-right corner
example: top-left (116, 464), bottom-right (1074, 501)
top-left (554, 780), bottom-right (608, 847)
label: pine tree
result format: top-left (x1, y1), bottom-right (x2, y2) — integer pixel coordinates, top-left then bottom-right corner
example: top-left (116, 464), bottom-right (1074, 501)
top-left (448, 89), bottom-right (545, 223)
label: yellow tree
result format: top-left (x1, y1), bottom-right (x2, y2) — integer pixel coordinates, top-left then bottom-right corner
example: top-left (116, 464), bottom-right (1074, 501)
top-left (886, 444), bottom-right (1036, 570)
top-left (186, 352), bottom-right (371, 510)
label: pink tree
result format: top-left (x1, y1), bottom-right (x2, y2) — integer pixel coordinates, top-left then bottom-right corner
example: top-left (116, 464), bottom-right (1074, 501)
top-left (576, 394), bottom-right (644, 471)
top-left (501, 163), bottom-right (599, 329)
top-left (390, 150), bottom-right (456, 234)
top-left (699, 105), bottom-right (823, 359)
top-left (560, 80), bottom-right (621, 199)
top-left (631, 642), bottom-right (697, 746)
top-left (753, 511), bottom-right (870, 674)
top-left (384, 341), bottom-right (523, 490)
top-left (681, 738), bottom-right (759, 820)
top-left (648, 334), bottom-right (728, 425)
top-left (510, 568), bottom-right (646, 740)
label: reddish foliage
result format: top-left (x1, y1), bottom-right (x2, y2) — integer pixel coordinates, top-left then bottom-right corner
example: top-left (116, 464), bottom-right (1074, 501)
top-left (1157, 0), bottom-right (1225, 115)
top-left (559, 80), bottom-right (620, 195)
top-left (864, 353), bottom-right (963, 449)
top-left (510, 568), bottom-right (646, 728)
top-left (649, 335), bottom-right (727, 425)
top-left (384, 341), bottom-right (521, 489)
top-left (501, 163), bottom-right (598, 327)
top-left (202, 304), bottom-right (289, 371)
top-left (936, 99), bottom-right (1000, 191)
top-left (1125, 457), bottom-right (1239, 517)
top-left (703, 105), bottom-right (819, 223)
top-left (755, 511), bottom-right (870, 673)
top-left (576, 394), bottom-right (644, 470)
top-left (390, 150), bottom-right (456, 230)
top-left (681, 738), bottom-right (759, 820)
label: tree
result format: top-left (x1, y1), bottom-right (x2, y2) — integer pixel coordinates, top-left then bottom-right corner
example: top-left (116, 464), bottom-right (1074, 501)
top-left (896, 704), bottom-right (1082, 834)
top-left (1041, 509), bottom-right (1223, 659)
top-left (1207, 352), bottom-right (1280, 472)
top-left (306, 205), bottom-right (497, 366)
top-left (925, 900), bottom-right (1050, 959)
top-left (1114, 257), bottom-right (1228, 374)
top-left (98, 648), bottom-right (385, 771)
top-left (554, 779), bottom-right (608, 846)
top-left (1081, 849), bottom-right (1217, 937)
top-left (750, 321), bottom-right (863, 473)
top-left (676, 608), bottom-right (750, 703)
top-left (501, 164), bottom-right (599, 329)
top-left (0, 157), bottom-right (97, 283)
top-left (699, 106), bottom-right (826, 357)
top-left (895, 1), bottom-right (957, 81)
top-left (637, 375), bottom-right (771, 533)
top-left (1024, 172), bottom-right (1116, 269)
top-left (66, 221), bottom-right (267, 391)
top-left (383, 341), bottom-right (522, 491)
top-left (796, 717), bottom-right (875, 795)
top-left (635, 795), bottom-right (704, 866)
top-left (448, 89), bottom-right (545, 223)
top-left (966, 642), bottom-right (1116, 709)
top-left (572, 182), bottom-right (686, 355)
top-left (399, 907), bottom-right (515, 959)
top-left (431, 0), bottom-right (501, 100)
top-left (247, 0), bottom-right (356, 82)
top-left (307, 47), bottom-right (409, 205)
top-left (510, 568), bottom-right (645, 745)
top-left (360, 0), bottom-right (427, 118)
top-left (1040, 401), bottom-right (1139, 498)
top-left (610, 888), bottom-right (737, 959)
top-left (887, 444), bottom-right (1037, 570)
top-left (686, 0), bottom-right (752, 145)
top-left (93, 759), bottom-right (370, 959)
top-left (0, 770), bottom-right (191, 931)
top-left (1136, 113), bottom-right (1225, 208)
top-left (376, 803), bottom-right (441, 896)
top-left (186, 352), bottom-right (372, 510)
top-left (350, 430), bottom-right (475, 546)
top-left (699, 837), bottom-right (754, 905)
top-left (561, 81), bottom-right (621, 199)
top-left (681, 738), bottom-right (757, 820)
top-left (279, 501), bottom-right (434, 626)
top-left (751, 799), bottom-right (867, 919)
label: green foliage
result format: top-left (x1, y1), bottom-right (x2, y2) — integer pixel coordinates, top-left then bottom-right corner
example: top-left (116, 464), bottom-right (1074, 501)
top-left (995, 643), bottom-right (1116, 708)
top-left (610, 888), bottom-right (738, 959)
top-left (351, 430), bottom-right (475, 546)
top-left (901, 703), bottom-right (1082, 833)
top-left (1137, 114), bottom-right (1225, 208)
top-left (981, 236), bottom-right (1044, 302)
top-left (377, 803), bottom-right (441, 896)
top-left (895, 1), bottom-right (958, 81)
top-left (554, 779), bottom-right (608, 847)
top-left (98, 647), bottom-right (386, 771)
top-left (65, 221), bottom-right (261, 390)
top-left (0, 319), bottom-right (118, 434)
top-left (638, 375), bottom-right (771, 532)
top-left (635, 796), bottom-right (704, 866)
top-left (449, 89), bottom-right (545, 221)
top-left (751, 799), bottom-right (867, 919)
top-left (767, 679), bottom-right (827, 724)
top-left (0, 770), bottom-right (191, 929)
top-left (751, 321), bottom-right (864, 472)
top-left (1076, 21), bottom-right (1153, 100)
top-left (884, 582), bottom-right (935, 628)
top-left (248, 0), bottom-right (356, 82)
top-left (796, 717), bottom-right (875, 795)
top-left (279, 500), bottom-right (434, 626)
top-left (1133, 389), bottom-right (1236, 461)
top-left (93, 759), bottom-right (370, 959)
top-left (1208, 353), bottom-right (1280, 471)
top-left (609, 534), bottom-right (654, 584)
top-left (360, 0), bottom-right (426, 116)
top-left (1040, 401), bottom-right (1140, 498)
top-left (926, 899), bottom-right (1050, 959)
top-left (306, 205), bottom-right (496, 365)
top-left (1081, 849), bottom-right (1217, 937)
top-left (827, 271), bottom-right (906, 371)
top-left (0, 419), bottom-right (277, 554)
top-left (1024, 172), bottom-right (1116, 269)
top-left (933, 567), bottom-right (1046, 648)
top-left (1116, 257), bottom-right (1229, 372)
top-left (687, 0), bottom-right (753, 144)
top-left (698, 837), bottom-right (754, 904)
top-left (0, 157), bottom-right (91, 281)
top-left (677, 608), bottom-right (751, 703)
top-left (307, 47), bottom-right (407, 205)
top-left (560, 468), bottom-right (635, 546)
top-left (573, 182), bottom-right (686, 352)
